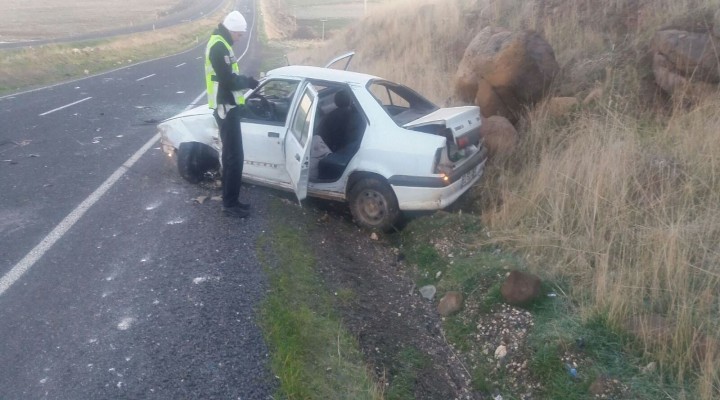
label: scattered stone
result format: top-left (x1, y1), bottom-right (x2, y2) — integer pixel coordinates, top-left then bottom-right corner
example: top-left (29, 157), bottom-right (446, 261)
top-left (583, 87), bottom-right (603, 105)
top-left (589, 375), bottom-right (608, 395)
top-left (500, 270), bottom-right (541, 306)
top-left (437, 291), bottom-right (463, 316)
top-left (419, 285), bottom-right (436, 300)
top-left (494, 344), bottom-right (508, 359)
top-left (547, 97), bottom-right (579, 118)
top-left (194, 195), bottom-right (208, 204)
top-left (370, 232), bottom-right (379, 240)
top-left (641, 361), bottom-right (656, 374)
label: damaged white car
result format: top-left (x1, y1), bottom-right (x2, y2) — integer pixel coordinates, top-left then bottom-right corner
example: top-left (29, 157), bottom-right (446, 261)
top-left (158, 53), bottom-right (487, 231)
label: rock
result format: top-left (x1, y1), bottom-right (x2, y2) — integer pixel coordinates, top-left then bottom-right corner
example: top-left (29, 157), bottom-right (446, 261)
top-left (547, 97), bottom-right (579, 118)
top-left (589, 375), bottom-right (609, 396)
top-left (437, 291), bottom-right (463, 316)
top-left (419, 285), bottom-right (436, 300)
top-left (500, 270), bottom-right (541, 306)
top-left (651, 30), bottom-right (719, 83)
top-left (583, 87), bottom-right (603, 105)
top-left (652, 53), bottom-right (718, 101)
top-left (641, 361), bottom-right (656, 374)
top-left (494, 344), bottom-right (507, 359)
top-left (455, 27), bottom-right (559, 123)
top-left (370, 232), bottom-right (378, 240)
top-left (479, 115), bottom-right (518, 158)
top-left (651, 26), bottom-right (720, 101)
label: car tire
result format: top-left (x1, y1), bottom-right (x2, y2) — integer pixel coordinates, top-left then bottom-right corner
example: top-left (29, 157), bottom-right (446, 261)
top-left (176, 142), bottom-right (219, 184)
top-left (348, 177), bottom-right (400, 232)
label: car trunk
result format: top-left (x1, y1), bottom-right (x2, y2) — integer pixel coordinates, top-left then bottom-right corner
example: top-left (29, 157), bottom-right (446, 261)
top-left (403, 106), bottom-right (482, 162)
top-left (404, 107), bottom-right (481, 146)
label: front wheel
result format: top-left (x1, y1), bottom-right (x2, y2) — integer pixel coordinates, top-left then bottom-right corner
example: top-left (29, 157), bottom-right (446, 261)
top-left (348, 178), bottom-right (401, 232)
top-left (176, 142), bottom-right (219, 184)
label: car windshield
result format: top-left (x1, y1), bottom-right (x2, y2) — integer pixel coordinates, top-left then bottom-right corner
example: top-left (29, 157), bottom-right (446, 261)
top-left (367, 80), bottom-right (438, 126)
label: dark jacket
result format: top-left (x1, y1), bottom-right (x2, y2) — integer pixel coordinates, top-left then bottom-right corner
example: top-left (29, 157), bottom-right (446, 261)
top-left (208, 24), bottom-right (256, 106)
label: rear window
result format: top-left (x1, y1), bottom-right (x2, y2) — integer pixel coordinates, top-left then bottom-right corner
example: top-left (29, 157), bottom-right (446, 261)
top-left (367, 80), bottom-right (438, 125)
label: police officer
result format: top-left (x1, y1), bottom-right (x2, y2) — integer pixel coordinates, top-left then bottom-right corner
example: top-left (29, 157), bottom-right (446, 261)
top-left (206, 11), bottom-right (258, 218)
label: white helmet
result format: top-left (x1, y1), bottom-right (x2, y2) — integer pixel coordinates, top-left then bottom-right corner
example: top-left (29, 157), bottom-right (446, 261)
top-left (223, 11), bottom-right (247, 33)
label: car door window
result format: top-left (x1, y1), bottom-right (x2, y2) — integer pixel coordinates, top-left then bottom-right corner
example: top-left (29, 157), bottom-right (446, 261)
top-left (290, 90), bottom-right (314, 147)
top-left (245, 79), bottom-right (300, 125)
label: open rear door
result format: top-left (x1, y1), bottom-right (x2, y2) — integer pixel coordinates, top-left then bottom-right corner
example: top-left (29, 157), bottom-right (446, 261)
top-left (284, 84), bottom-right (319, 203)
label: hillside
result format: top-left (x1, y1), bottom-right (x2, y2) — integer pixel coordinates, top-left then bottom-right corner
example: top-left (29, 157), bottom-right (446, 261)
top-left (275, 0), bottom-right (720, 398)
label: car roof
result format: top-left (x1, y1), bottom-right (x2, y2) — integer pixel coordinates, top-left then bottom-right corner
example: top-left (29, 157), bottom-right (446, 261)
top-left (266, 65), bottom-right (381, 85)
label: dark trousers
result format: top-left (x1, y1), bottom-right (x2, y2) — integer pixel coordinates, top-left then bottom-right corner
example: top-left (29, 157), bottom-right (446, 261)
top-left (214, 106), bottom-right (244, 208)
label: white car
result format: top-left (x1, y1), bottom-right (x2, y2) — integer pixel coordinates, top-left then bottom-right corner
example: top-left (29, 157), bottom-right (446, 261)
top-left (158, 53), bottom-right (487, 231)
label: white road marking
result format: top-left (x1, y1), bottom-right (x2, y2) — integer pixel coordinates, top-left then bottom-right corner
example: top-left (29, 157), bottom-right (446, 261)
top-left (136, 73), bottom-right (156, 82)
top-left (0, 91), bottom-right (207, 297)
top-left (174, 62), bottom-right (186, 68)
top-left (38, 97), bottom-right (92, 116)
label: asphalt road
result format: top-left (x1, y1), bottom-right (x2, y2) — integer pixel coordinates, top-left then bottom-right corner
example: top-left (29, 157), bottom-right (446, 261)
top-left (0, 0), bottom-right (228, 50)
top-left (0, 1), bottom-right (277, 398)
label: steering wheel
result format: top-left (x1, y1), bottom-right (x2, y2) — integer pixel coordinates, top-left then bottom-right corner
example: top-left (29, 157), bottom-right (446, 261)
top-left (248, 93), bottom-right (274, 120)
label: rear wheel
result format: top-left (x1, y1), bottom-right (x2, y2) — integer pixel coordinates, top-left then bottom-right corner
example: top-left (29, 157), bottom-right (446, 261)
top-left (348, 177), bottom-right (400, 232)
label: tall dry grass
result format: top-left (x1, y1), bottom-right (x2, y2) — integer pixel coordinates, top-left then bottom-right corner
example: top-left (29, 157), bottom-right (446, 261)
top-left (290, 0), bottom-right (720, 396)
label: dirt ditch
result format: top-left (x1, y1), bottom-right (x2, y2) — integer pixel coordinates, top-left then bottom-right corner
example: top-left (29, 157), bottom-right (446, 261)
top-left (288, 197), bottom-right (480, 399)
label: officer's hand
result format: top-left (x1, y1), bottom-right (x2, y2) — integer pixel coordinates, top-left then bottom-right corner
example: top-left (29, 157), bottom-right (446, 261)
top-left (248, 77), bottom-right (259, 89)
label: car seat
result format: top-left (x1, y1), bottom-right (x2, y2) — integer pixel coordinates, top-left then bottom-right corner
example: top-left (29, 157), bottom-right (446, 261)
top-left (317, 90), bottom-right (366, 181)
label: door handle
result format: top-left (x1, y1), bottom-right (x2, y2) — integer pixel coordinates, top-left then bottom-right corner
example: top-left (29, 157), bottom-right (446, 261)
top-left (295, 154), bottom-right (301, 161)
top-left (268, 131), bottom-right (280, 138)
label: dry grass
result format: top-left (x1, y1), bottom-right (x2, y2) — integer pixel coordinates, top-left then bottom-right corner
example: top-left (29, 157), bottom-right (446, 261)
top-left (0, 2), bottom-right (232, 94)
top-left (289, 0), bottom-right (720, 396)
top-left (1, 0), bottom-right (180, 41)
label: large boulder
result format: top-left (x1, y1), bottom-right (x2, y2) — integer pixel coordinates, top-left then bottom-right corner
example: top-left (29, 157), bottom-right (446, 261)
top-left (455, 28), bottom-right (559, 123)
top-left (651, 13), bottom-right (720, 100)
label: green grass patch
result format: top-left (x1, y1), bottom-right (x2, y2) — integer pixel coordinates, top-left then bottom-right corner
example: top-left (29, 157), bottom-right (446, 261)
top-left (397, 211), bottom-right (687, 399)
top-left (258, 201), bottom-right (381, 400)
top-left (527, 298), bottom-right (683, 399)
top-left (385, 346), bottom-right (431, 400)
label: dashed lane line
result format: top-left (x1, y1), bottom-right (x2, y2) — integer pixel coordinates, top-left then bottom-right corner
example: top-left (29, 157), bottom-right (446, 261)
top-left (38, 97), bottom-right (92, 116)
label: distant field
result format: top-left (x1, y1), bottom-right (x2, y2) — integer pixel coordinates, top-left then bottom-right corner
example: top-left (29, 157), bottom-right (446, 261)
top-left (262, 0), bottom-right (401, 41)
top-left (287, 0), bottom-right (399, 18)
top-left (0, 0), bottom-right (181, 41)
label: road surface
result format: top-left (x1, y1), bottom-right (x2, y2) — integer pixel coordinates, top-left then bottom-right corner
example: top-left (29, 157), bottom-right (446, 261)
top-left (0, 0), bottom-right (277, 398)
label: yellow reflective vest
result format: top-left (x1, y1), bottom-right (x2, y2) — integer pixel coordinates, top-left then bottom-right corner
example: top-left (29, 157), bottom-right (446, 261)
top-left (205, 34), bottom-right (245, 109)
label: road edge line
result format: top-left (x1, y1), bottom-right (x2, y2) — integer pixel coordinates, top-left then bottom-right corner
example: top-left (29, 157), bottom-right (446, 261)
top-left (0, 91), bottom-right (207, 296)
